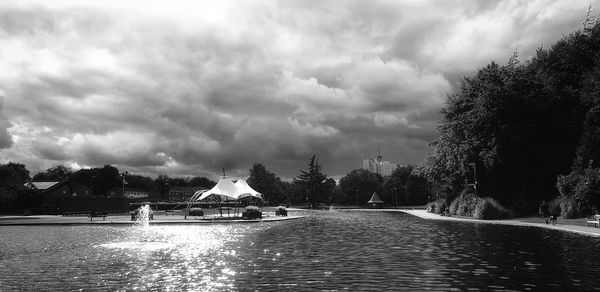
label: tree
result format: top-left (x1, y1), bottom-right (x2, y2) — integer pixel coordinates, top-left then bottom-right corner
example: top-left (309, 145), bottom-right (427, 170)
top-left (0, 162), bottom-right (33, 212)
top-left (248, 163), bottom-right (285, 204)
top-left (418, 21), bottom-right (600, 214)
top-left (125, 174), bottom-right (157, 191)
top-left (0, 162), bottom-right (31, 187)
top-left (155, 175), bottom-right (170, 199)
top-left (32, 165), bottom-right (73, 181)
top-left (93, 165), bottom-right (121, 196)
top-left (295, 154), bottom-right (329, 207)
top-left (339, 169), bottom-right (383, 206)
top-left (188, 176), bottom-right (216, 188)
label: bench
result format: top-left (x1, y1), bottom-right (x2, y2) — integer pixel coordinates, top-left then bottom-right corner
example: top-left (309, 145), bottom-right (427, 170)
top-left (89, 211), bottom-right (108, 221)
top-left (587, 215), bottom-right (600, 227)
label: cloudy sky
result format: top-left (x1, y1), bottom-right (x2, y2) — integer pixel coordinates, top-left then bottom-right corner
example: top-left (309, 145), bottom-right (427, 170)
top-left (0, 0), bottom-right (597, 180)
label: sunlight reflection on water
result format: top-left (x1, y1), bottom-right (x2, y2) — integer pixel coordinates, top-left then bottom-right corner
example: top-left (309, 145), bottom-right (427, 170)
top-left (1, 211), bottom-right (600, 291)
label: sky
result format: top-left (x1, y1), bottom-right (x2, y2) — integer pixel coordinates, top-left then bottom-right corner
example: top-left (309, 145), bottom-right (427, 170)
top-left (0, 0), bottom-right (597, 181)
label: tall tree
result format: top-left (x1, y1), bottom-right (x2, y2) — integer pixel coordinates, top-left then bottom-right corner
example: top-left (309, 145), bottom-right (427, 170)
top-left (188, 176), bottom-right (216, 188)
top-left (0, 162), bottom-right (31, 187)
top-left (248, 163), bottom-right (285, 204)
top-left (295, 154), bottom-right (329, 206)
top-left (419, 22), bottom-right (600, 214)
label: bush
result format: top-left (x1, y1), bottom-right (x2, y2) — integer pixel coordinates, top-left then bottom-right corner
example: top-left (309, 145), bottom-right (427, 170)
top-left (473, 197), bottom-right (514, 219)
top-left (551, 195), bottom-right (591, 219)
top-left (188, 208), bottom-right (204, 217)
top-left (275, 206), bottom-right (287, 216)
top-left (448, 191), bottom-right (479, 216)
top-left (426, 199), bottom-right (447, 214)
top-left (556, 168), bottom-right (600, 218)
top-left (242, 205), bottom-right (262, 219)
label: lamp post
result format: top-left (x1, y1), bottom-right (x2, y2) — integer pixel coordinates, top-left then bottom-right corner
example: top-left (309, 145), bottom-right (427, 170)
top-left (355, 189), bottom-right (359, 207)
top-left (393, 187), bottom-right (397, 209)
top-left (305, 189), bottom-right (310, 209)
top-left (469, 163), bottom-right (477, 196)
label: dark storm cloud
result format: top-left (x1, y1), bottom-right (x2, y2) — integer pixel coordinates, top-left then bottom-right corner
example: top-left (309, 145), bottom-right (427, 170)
top-left (0, 0), bottom-right (596, 179)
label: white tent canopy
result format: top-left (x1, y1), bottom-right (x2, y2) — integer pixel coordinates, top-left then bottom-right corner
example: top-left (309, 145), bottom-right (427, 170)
top-left (196, 177), bottom-right (239, 202)
top-left (234, 179), bottom-right (263, 200)
top-left (193, 177), bottom-right (263, 202)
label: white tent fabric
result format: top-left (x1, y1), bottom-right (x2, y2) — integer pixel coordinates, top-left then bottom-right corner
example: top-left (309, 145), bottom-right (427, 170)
top-left (193, 177), bottom-right (263, 202)
top-left (234, 179), bottom-right (263, 200)
top-left (196, 177), bottom-right (239, 202)
top-left (368, 192), bottom-right (384, 204)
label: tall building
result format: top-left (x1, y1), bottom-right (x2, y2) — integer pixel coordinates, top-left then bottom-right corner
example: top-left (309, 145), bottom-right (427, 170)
top-left (362, 151), bottom-right (398, 177)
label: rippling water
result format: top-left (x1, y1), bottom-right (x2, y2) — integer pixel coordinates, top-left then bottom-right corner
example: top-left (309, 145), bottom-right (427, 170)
top-left (1, 211), bottom-right (600, 291)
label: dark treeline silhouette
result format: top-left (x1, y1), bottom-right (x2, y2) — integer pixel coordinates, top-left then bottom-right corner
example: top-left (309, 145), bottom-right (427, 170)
top-left (418, 21), bottom-right (600, 216)
top-left (245, 156), bottom-right (429, 207)
top-left (0, 162), bottom-right (216, 203)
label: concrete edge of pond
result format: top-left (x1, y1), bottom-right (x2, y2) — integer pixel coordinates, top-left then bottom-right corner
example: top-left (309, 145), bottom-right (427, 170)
top-left (0, 215), bottom-right (304, 226)
top-left (400, 209), bottom-right (600, 238)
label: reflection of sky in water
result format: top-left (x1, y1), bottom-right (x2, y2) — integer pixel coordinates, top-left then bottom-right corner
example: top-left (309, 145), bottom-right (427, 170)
top-left (2, 212), bottom-right (600, 291)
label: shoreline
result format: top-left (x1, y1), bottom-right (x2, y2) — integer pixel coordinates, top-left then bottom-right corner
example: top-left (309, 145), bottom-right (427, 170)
top-left (0, 214), bottom-right (304, 226)
top-left (398, 209), bottom-right (600, 238)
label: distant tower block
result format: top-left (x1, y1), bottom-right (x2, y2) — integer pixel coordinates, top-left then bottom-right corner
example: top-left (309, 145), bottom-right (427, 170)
top-left (362, 150), bottom-right (398, 177)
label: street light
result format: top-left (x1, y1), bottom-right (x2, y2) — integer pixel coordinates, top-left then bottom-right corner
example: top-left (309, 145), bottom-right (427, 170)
top-left (305, 189), bottom-right (310, 209)
top-left (355, 189), bottom-right (359, 207)
top-left (469, 163), bottom-right (477, 196)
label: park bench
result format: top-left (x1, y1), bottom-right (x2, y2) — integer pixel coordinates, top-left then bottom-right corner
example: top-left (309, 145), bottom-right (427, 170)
top-left (586, 215), bottom-right (600, 228)
top-left (164, 210), bottom-right (178, 216)
top-left (89, 211), bottom-right (108, 221)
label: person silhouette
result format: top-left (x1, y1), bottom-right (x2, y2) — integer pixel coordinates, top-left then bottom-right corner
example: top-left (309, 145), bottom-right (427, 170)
top-left (539, 201), bottom-right (550, 224)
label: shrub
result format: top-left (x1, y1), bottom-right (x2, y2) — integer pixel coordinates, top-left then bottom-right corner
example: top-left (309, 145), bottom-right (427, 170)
top-left (188, 208), bottom-right (203, 217)
top-left (276, 206), bottom-right (287, 216)
top-left (556, 168), bottom-right (600, 218)
top-left (551, 195), bottom-right (591, 219)
top-left (243, 205), bottom-right (262, 219)
top-left (548, 199), bottom-right (562, 217)
top-left (245, 205), bottom-right (260, 212)
top-left (473, 197), bottom-right (514, 219)
top-left (448, 191), bottom-right (479, 216)
top-left (426, 199), bottom-right (447, 214)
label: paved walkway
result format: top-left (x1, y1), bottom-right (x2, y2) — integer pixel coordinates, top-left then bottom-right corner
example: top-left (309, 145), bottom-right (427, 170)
top-left (400, 209), bottom-right (600, 237)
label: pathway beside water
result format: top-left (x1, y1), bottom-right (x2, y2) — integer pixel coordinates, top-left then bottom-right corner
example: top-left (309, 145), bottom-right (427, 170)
top-left (399, 209), bottom-right (600, 237)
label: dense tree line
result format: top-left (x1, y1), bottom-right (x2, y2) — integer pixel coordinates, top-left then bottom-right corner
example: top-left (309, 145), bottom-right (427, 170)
top-left (418, 22), bottom-right (600, 215)
top-left (0, 162), bottom-right (216, 201)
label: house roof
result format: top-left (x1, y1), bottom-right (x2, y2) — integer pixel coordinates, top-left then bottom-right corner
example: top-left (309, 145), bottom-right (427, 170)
top-left (28, 181), bottom-right (62, 190)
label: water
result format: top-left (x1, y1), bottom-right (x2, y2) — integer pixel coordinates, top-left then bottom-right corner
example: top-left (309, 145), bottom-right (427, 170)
top-left (132, 204), bottom-right (152, 224)
top-left (1, 211), bottom-right (600, 291)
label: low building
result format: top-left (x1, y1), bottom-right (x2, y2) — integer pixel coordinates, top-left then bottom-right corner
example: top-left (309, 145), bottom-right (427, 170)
top-left (168, 186), bottom-right (205, 201)
top-left (28, 181), bottom-right (73, 198)
top-left (124, 188), bottom-right (150, 199)
top-left (24, 181), bottom-right (128, 213)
